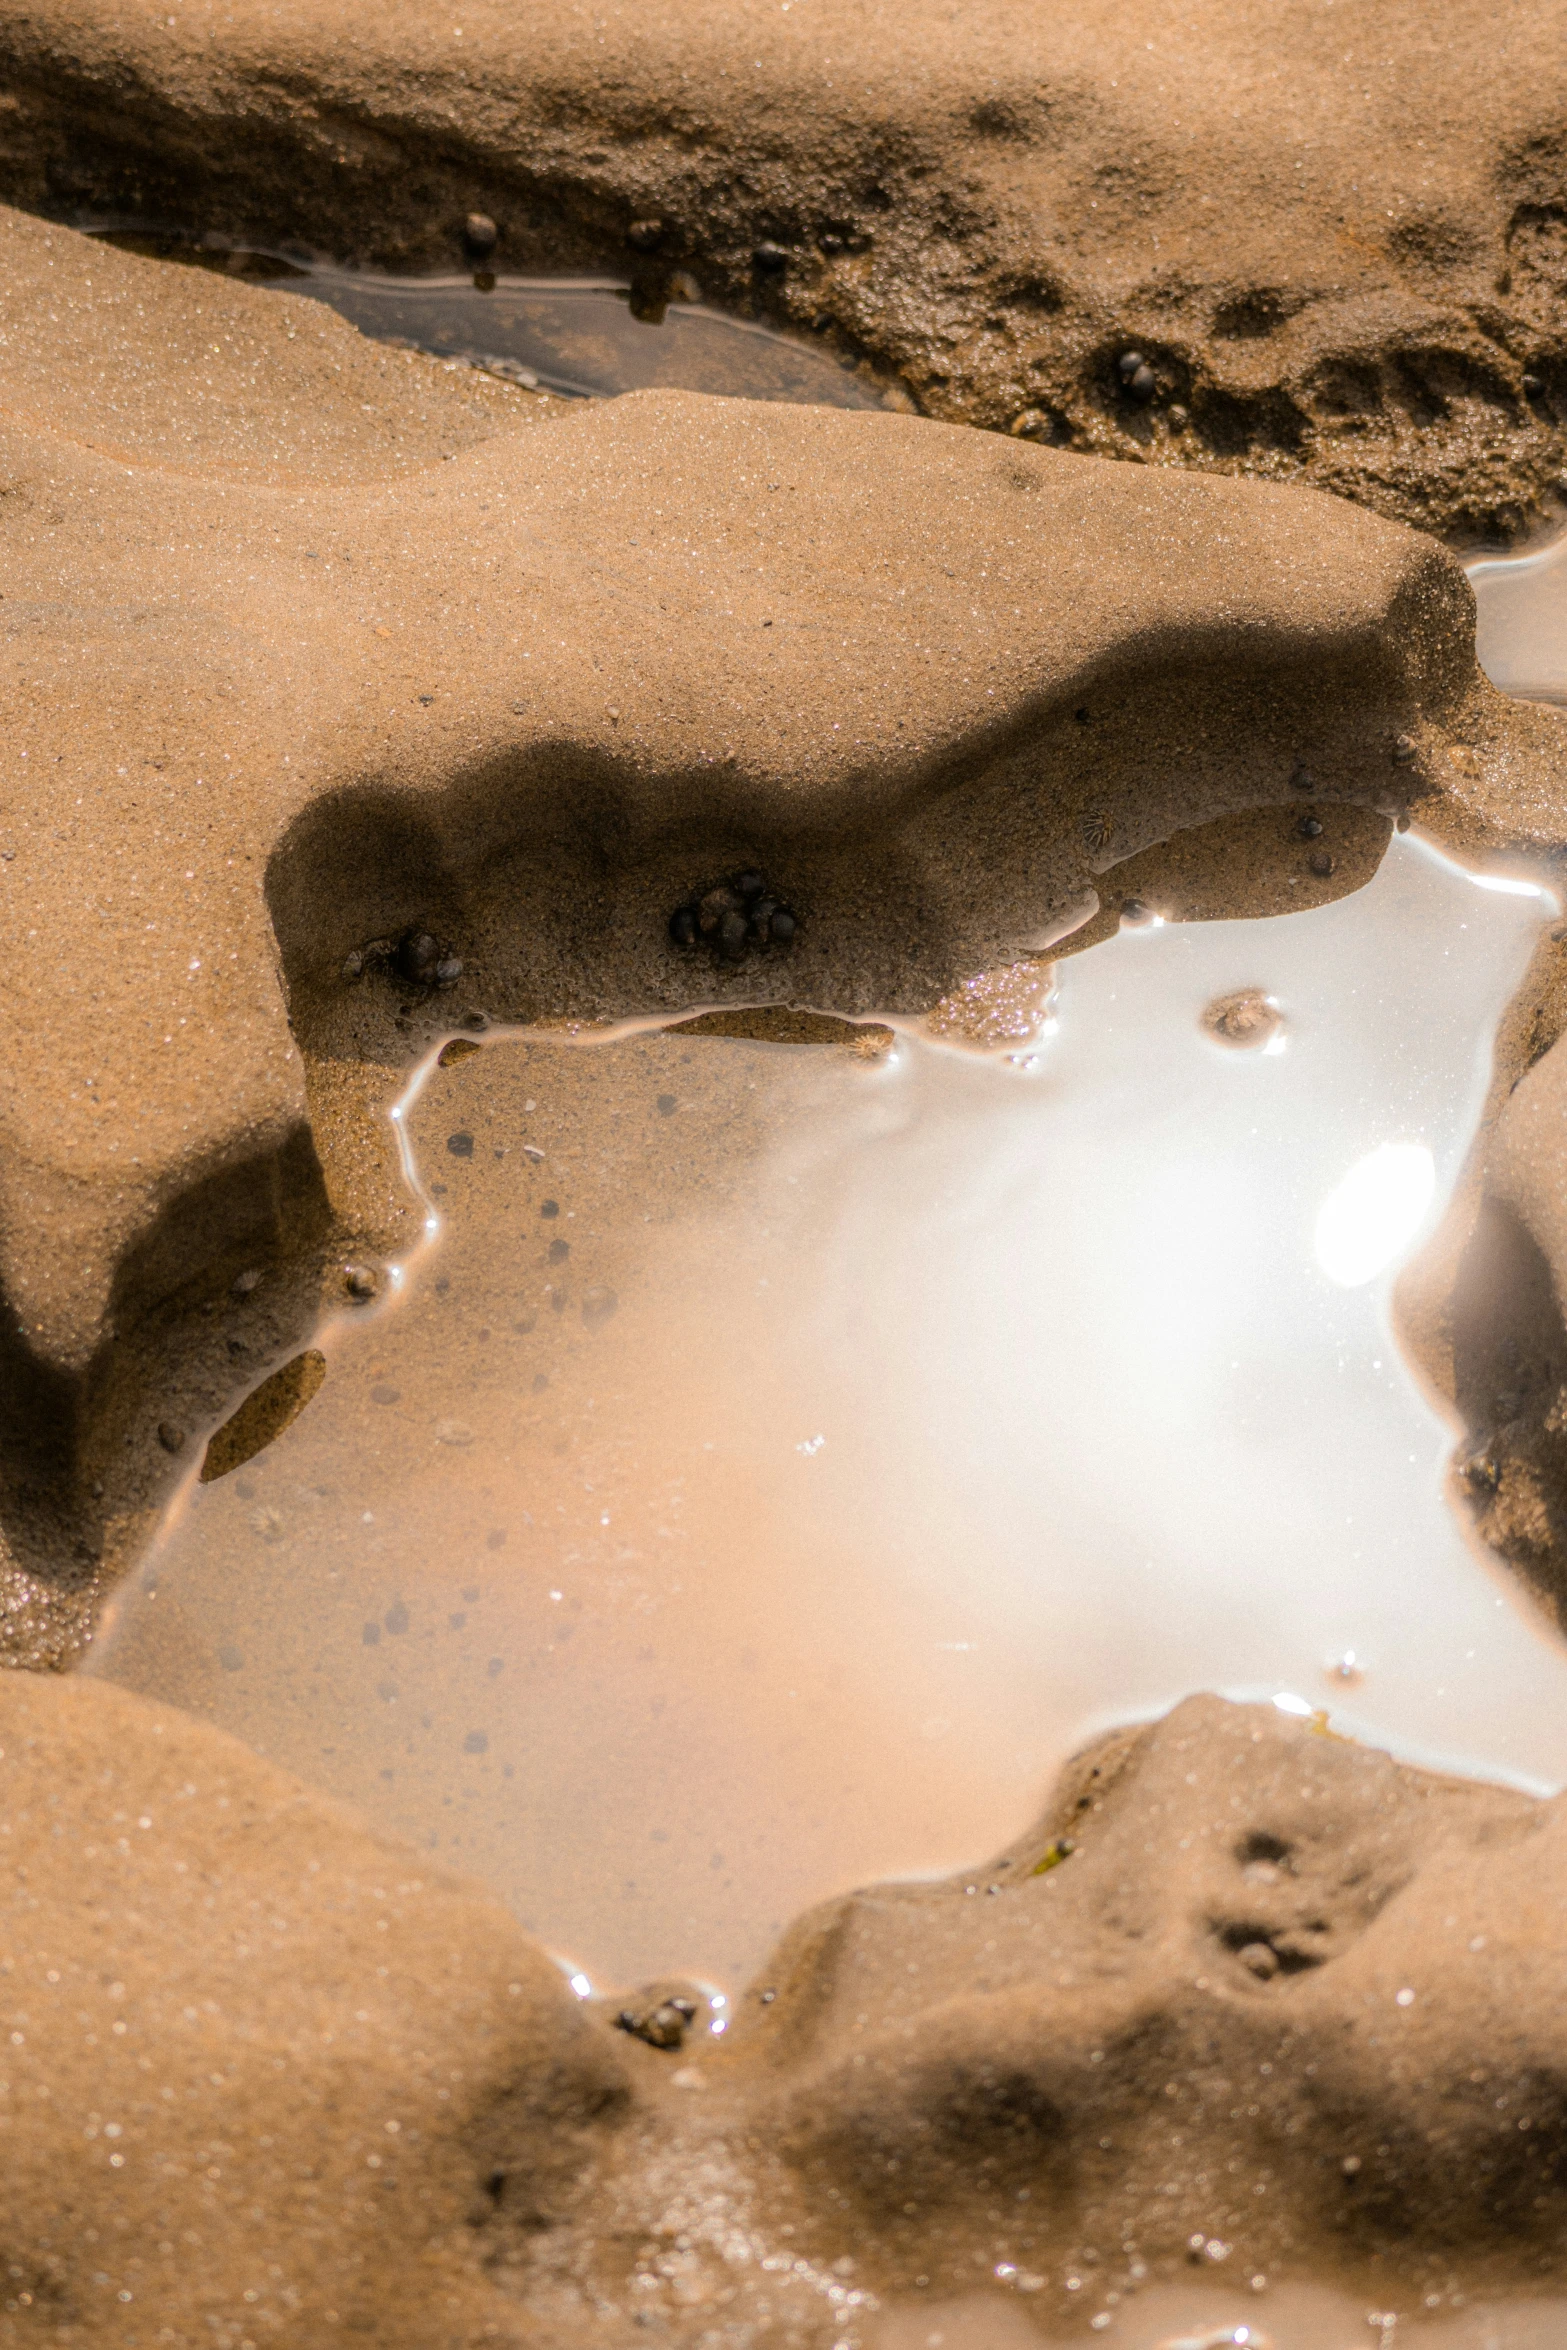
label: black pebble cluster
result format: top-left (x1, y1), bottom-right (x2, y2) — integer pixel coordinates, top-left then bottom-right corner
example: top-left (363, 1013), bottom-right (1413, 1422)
top-left (668, 870), bottom-right (798, 960)
top-left (1117, 348), bottom-right (1157, 402)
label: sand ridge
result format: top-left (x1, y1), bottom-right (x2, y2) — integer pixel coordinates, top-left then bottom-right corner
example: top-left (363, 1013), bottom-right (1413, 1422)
top-left (0, 0), bottom-right (1564, 535)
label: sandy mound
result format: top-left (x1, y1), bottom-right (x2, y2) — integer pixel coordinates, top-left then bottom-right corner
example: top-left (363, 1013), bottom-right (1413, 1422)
top-left (9, 1677), bottom-right (1567, 2340)
top-left (1, 203), bottom-right (1561, 1662)
top-left (0, 0), bottom-right (1565, 536)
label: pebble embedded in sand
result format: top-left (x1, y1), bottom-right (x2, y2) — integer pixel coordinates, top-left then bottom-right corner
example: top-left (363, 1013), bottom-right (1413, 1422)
top-left (463, 211), bottom-right (498, 257)
top-left (1201, 988), bottom-right (1282, 1048)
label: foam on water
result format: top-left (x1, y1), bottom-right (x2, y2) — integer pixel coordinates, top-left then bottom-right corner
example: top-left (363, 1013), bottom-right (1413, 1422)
top-left (87, 831), bottom-right (1567, 1995)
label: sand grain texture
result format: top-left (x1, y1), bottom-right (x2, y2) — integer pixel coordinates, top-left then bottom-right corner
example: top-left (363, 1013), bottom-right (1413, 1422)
top-left (0, 0), bottom-right (1565, 534)
top-left (12, 1684), bottom-right (1567, 2338)
top-left (2, 204), bottom-right (1562, 1660)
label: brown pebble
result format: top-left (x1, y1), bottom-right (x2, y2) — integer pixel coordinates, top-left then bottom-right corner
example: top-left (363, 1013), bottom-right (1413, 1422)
top-left (343, 1263), bottom-right (377, 1300)
top-left (1202, 988), bottom-right (1282, 1050)
top-left (1238, 1941), bottom-right (1280, 1980)
top-left (463, 212), bottom-right (498, 257)
top-left (1308, 849), bottom-right (1335, 877)
top-left (157, 1421), bottom-right (187, 1454)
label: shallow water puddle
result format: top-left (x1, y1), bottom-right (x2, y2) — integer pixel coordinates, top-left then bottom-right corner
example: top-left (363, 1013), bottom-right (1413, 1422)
top-left (91, 229), bottom-right (885, 406)
top-left (89, 835), bottom-right (1567, 1995)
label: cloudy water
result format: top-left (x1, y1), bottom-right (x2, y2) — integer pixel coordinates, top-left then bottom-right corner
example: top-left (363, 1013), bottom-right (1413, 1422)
top-left (87, 829), bottom-right (1567, 1997)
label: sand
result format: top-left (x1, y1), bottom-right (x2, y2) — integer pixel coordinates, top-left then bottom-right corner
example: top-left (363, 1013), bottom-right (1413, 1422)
top-left (0, 0), bottom-right (1565, 537)
top-left (1, 199), bottom-right (1562, 1668)
top-left (1, 93), bottom-right (1567, 2339)
top-left (11, 1674), bottom-right (1567, 2342)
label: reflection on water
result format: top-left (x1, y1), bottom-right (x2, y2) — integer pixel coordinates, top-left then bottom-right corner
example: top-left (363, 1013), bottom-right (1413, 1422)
top-left (1470, 529), bottom-right (1567, 702)
top-left (89, 229), bottom-right (886, 407)
top-left (88, 836), bottom-right (1567, 1996)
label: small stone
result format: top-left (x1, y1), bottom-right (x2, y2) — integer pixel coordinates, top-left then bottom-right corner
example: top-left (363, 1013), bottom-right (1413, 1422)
top-left (1308, 849), bottom-right (1336, 877)
top-left (231, 1266), bottom-right (263, 1296)
top-left (734, 869), bottom-right (766, 900)
top-left (157, 1421), bottom-right (186, 1454)
top-left (463, 212), bottom-right (498, 258)
top-left (669, 905), bottom-right (698, 948)
top-left (616, 1995), bottom-right (699, 2051)
top-left (753, 242), bottom-right (789, 274)
top-left (657, 1093), bottom-right (677, 1114)
top-left (1128, 362), bottom-right (1156, 401)
top-left (698, 885), bottom-right (742, 935)
top-left (1524, 371), bottom-right (1544, 396)
top-left (770, 907), bottom-right (797, 944)
top-left (1120, 897), bottom-right (1153, 926)
top-left (1342, 2154), bottom-right (1362, 2176)
top-left (1289, 762), bottom-right (1316, 792)
top-left (343, 1263), bottom-right (377, 1300)
top-left (1203, 988), bottom-right (1282, 1050)
top-left (436, 1419), bottom-right (474, 1447)
top-left (342, 949), bottom-right (365, 981)
top-left (666, 270), bottom-right (702, 304)
top-left (1009, 408), bottom-right (1047, 438)
top-left (1296, 815), bottom-right (1323, 839)
top-left (1117, 348), bottom-right (1145, 383)
top-left (393, 929), bottom-right (442, 985)
top-left (1167, 401), bottom-right (1189, 427)
top-left (1460, 1447), bottom-right (1501, 1493)
top-left (434, 955), bottom-right (463, 987)
top-left (627, 218), bottom-right (664, 253)
top-left (1238, 1941), bottom-right (1280, 1980)
top-left (718, 907), bottom-right (748, 958)
top-left (1392, 733), bottom-right (1417, 764)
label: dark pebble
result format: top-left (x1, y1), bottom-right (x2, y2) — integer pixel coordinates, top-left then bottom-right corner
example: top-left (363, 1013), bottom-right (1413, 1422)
top-left (770, 908), bottom-right (797, 943)
top-left (394, 929), bottom-right (442, 985)
top-left (656, 1093), bottom-right (677, 1115)
top-left (549, 1237), bottom-right (570, 1263)
top-left (385, 1602), bottom-right (410, 1636)
top-left (627, 218), bottom-right (664, 253)
top-left (735, 869), bottom-right (766, 900)
top-left (616, 1996), bottom-right (698, 2050)
top-left (434, 956), bottom-right (463, 987)
top-left (669, 906), bottom-right (698, 948)
top-left (371, 1384), bottom-right (402, 1405)
top-left (1462, 1448), bottom-right (1502, 1493)
top-left (1297, 815), bottom-right (1324, 839)
top-left (1239, 1941), bottom-right (1280, 1981)
top-left (1289, 763), bottom-right (1316, 793)
top-left (1308, 850), bottom-right (1336, 877)
top-left (699, 885), bottom-right (743, 934)
top-left (463, 212), bottom-right (498, 258)
top-left (1129, 362), bottom-right (1156, 401)
top-left (157, 1421), bottom-right (186, 1454)
top-left (1524, 372), bottom-right (1544, 396)
top-left (463, 1730), bottom-right (489, 1755)
top-left (1117, 349), bottom-right (1145, 383)
top-left (343, 1262), bottom-right (378, 1300)
top-left (719, 908), bottom-right (749, 957)
top-left (541, 1199), bottom-right (560, 1219)
top-left (447, 1131), bottom-right (475, 1159)
top-left (753, 242), bottom-right (789, 274)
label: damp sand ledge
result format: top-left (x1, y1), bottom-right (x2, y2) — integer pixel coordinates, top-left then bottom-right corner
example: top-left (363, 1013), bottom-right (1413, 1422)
top-left (6, 178), bottom-right (1567, 2347)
